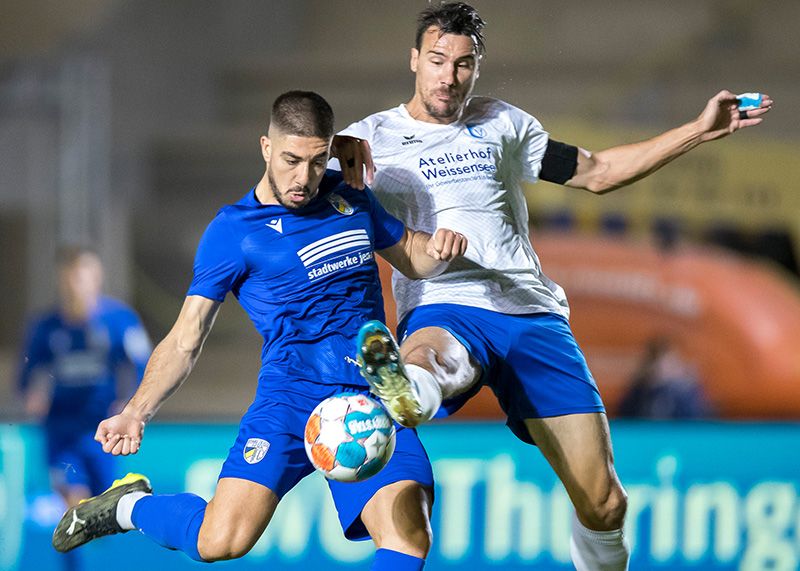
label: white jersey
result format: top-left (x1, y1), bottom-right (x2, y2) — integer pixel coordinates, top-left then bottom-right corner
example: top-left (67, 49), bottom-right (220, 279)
top-left (340, 96), bottom-right (569, 321)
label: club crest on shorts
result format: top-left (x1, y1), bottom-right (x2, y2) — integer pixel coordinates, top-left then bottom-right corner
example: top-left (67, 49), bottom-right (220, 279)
top-left (243, 438), bottom-right (270, 464)
top-left (327, 193), bottom-right (355, 215)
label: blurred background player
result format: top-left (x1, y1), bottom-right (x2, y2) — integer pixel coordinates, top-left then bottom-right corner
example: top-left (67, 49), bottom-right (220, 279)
top-left (52, 91), bottom-right (467, 571)
top-left (618, 337), bottom-right (713, 420)
top-left (17, 246), bottom-right (151, 570)
top-left (334, 3), bottom-right (772, 571)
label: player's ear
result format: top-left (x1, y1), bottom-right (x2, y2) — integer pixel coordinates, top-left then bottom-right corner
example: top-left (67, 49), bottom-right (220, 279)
top-left (260, 136), bottom-right (271, 163)
top-left (410, 48), bottom-right (419, 73)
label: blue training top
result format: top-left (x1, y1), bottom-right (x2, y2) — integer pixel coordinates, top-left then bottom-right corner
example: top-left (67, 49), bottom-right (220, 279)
top-left (18, 297), bottom-right (151, 432)
top-left (187, 170), bottom-right (405, 389)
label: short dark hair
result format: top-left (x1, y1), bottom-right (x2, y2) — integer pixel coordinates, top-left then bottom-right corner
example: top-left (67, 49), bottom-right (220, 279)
top-left (270, 90), bottom-right (335, 139)
top-left (415, 2), bottom-right (486, 56)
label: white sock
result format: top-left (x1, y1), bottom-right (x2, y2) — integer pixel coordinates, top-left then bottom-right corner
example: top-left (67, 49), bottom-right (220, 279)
top-left (405, 364), bottom-right (443, 423)
top-left (570, 511), bottom-right (630, 571)
top-left (116, 491), bottom-right (150, 530)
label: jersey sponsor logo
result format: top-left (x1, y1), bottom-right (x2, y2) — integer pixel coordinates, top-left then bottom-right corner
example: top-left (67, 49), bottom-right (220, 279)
top-left (243, 437), bottom-right (270, 464)
top-left (466, 124), bottom-right (487, 138)
top-left (326, 193), bottom-right (355, 215)
top-left (417, 146), bottom-right (497, 182)
top-left (298, 229), bottom-right (374, 281)
top-left (265, 218), bottom-right (283, 233)
top-left (54, 351), bottom-right (107, 385)
top-left (401, 133), bottom-right (423, 146)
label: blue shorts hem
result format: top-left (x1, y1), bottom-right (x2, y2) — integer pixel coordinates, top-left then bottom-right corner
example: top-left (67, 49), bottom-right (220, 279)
top-left (524, 404), bottom-right (607, 419)
top-left (215, 469), bottom-right (288, 498)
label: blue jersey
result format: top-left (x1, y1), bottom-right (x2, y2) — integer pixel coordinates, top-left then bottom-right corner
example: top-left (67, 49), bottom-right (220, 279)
top-left (18, 297), bottom-right (151, 432)
top-left (187, 170), bottom-right (405, 389)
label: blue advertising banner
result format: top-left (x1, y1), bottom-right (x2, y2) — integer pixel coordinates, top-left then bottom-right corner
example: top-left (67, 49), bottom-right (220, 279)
top-left (1, 421), bottom-right (798, 570)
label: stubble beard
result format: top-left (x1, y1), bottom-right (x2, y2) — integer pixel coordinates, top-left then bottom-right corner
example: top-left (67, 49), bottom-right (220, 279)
top-left (267, 167), bottom-right (312, 209)
top-left (422, 88), bottom-right (466, 122)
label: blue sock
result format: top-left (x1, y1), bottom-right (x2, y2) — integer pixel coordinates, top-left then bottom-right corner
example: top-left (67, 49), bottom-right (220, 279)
top-left (131, 493), bottom-right (207, 562)
top-left (371, 548), bottom-right (425, 570)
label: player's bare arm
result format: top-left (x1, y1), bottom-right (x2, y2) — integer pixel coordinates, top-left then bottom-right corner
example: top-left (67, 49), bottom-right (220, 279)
top-left (21, 373), bottom-right (51, 418)
top-left (565, 90), bottom-right (773, 194)
top-left (379, 227), bottom-right (467, 279)
top-left (94, 295), bottom-right (221, 456)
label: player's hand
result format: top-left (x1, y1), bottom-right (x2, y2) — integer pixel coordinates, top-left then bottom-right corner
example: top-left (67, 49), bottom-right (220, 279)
top-left (426, 229), bottom-right (468, 262)
top-left (331, 135), bottom-right (375, 190)
top-left (696, 90), bottom-right (773, 142)
top-left (94, 411), bottom-right (146, 456)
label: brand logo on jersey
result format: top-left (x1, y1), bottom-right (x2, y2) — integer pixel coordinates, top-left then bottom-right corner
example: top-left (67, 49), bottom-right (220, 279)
top-left (265, 218), bottom-right (283, 233)
top-left (298, 229), bottom-right (373, 281)
top-left (326, 193), bottom-right (355, 215)
top-left (466, 124), bottom-right (486, 138)
top-left (243, 438), bottom-right (270, 464)
top-left (401, 133), bottom-right (423, 146)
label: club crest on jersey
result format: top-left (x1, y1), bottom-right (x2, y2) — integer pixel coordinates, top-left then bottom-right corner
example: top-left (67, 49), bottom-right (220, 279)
top-left (327, 193), bottom-right (355, 215)
top-left (466, 124), bottom-right (487, 138)
top-left (243, 438), bottom-right (270, 464)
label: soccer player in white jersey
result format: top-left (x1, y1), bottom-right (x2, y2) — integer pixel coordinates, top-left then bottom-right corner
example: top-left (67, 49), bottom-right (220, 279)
top-left (333, 3), bottom-right (773, 570)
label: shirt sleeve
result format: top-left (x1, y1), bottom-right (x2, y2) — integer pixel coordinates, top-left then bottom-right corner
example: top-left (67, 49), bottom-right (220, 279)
top-left (17, 318), bottom-right (51, 392)
top-left (338, 119), bottom-right (372, 141)
top-left (508, 103), bottom-right (550, 183)
top-left (364, 188), bottom-right (405, 250)
top-left (187, 212), bottom-right (247, 302)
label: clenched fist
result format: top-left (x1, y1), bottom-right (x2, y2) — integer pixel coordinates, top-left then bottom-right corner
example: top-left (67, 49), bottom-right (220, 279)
top-left (426, 229), bottom-right (468, 261)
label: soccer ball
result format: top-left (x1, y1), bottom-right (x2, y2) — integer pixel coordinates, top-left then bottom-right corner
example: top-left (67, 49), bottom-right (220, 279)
top-left (304, 393), bottom-right (396, 482)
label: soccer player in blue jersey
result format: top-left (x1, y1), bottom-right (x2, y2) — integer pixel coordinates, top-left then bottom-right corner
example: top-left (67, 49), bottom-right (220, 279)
top-left (334, 3), bottom-right (773, 570)
top-left (52, 90), bottom-right (467, 571)
top-left (19, 246), bottom-right (151, 570)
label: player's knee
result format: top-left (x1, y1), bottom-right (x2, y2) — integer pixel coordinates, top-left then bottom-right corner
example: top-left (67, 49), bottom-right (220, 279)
top-left (197, 524), bottom-right (258, 561)
top-left (404, 344), bottom-right (442, 370)
top-left (578, 484), bottom-right (628, 530)
top-left (409, 525), bottom-right (433, 557)
top-left (403, 343), bottom-right (474, 398)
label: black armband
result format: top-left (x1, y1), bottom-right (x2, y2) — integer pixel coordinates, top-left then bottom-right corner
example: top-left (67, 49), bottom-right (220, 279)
top-left (540, 139), bottom-right (578, 184)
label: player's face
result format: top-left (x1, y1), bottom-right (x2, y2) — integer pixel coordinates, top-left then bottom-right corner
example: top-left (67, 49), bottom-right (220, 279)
top-left (262, 131), bottom-right (331, 209)
top-left (409, 27), bottom-right (479, 123)
top-left (59, 254), bottom-right (103, 313)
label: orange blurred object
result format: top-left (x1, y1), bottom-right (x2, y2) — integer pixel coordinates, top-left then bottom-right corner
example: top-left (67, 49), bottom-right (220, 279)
top-left (377, 234), bottom-right (800, 419)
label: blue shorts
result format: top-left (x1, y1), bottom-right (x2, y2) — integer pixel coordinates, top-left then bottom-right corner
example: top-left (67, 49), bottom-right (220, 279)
top-left (398, 304), bottom-right (605, 444)
top-left (218, 377), bottom-right (434, 541)
top-left (46, 428), bottom-right (117, 496)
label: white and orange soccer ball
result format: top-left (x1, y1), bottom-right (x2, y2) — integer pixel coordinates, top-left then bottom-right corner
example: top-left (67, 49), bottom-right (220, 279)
top-left (304, 393), bottom-right (396, 482)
